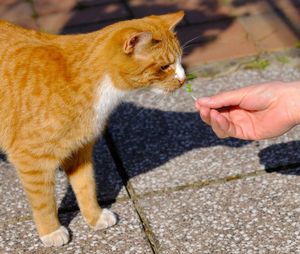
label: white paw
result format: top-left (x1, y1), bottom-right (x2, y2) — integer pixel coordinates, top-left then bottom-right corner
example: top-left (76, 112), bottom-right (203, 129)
top-left (40, 226), bottom-right (70, 247)
top-left (94, 209), bottom-right (117, 230)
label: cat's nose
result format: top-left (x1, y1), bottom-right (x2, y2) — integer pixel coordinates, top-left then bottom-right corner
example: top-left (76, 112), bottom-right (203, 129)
top-left (178, 78), bottom-right (186, 85)
top-left (175, 71), bottom-right (186, 86)
top-left (174, 60), bottom-right (186, 85)
top-left (176, 76), bottom-right (186, 85)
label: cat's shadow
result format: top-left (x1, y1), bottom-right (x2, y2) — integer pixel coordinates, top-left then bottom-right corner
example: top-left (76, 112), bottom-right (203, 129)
top-left (2, 103), bottom-right (300, 229)
top-left (58, 102), bottom-right (252, 227)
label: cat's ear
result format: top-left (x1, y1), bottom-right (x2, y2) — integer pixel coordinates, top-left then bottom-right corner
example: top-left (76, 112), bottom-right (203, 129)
top-left (159, 11), bottom-right (184, 31)
top-left (123, 32), bottom-right (152, 55)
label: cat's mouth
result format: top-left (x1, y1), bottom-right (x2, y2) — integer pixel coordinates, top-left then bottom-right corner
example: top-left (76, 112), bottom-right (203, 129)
top-left (150, 78), bottom-right (185, 94)
top-left (150, 85), bottom-right (182, 95)
top-left (168, 79), bottom-right (186, 92)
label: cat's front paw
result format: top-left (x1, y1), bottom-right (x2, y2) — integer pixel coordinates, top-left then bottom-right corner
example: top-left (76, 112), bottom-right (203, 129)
top-left (94, 209), bottom-right (117, 230)
top-left (40, 226), bottom-right (70, 247)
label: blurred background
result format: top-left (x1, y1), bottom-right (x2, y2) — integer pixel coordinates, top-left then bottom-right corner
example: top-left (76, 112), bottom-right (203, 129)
top-left (0, 0), bottom-right (300, 67)
top-left (0, 0), bottom-right (299, 69)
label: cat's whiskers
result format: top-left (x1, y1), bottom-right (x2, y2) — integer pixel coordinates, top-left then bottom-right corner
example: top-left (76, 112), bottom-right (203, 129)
top-left (182, 34), bottom-right (202, 49)
top-left (182, 44), bottom-right (197, 51)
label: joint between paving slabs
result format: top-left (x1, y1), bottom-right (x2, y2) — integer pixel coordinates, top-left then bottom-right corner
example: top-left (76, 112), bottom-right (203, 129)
top-left (104, 129), bottom-right (161, 254)
top-left (134, 161), bottom-right (300, 200)
top-left (0, 215), bottom-right (32, 227)
top-left (24, 0), bottom-right (40, 29)
top-left (266, 0), bottom-right (300, 38)
top-left (104, 127), bottom-right (300, 252)
top-left (2, 155), bottom-right (299, 229)
top-left (120, 0), bottom-right (135, 20)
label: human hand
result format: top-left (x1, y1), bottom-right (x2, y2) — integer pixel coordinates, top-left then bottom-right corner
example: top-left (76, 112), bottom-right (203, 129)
top-left (195, 81), bottom-right (300, 140)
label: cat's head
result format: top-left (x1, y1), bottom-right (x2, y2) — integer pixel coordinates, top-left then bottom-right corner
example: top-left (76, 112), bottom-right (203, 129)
top-left (109, 11), bottom-right (185, 93)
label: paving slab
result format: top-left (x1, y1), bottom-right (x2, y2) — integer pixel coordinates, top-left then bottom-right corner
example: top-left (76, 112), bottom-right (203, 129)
top-left (0, 1), bottom-right (38, 29)
top-left (225, 0), bottom-right (273, 16)
top-left (37, 11), bottom-right (73, 34)
top-left (34, 0), bottom-right (76, 16)
top-left (138, 169), bottom-right (300, 253)
top-left (108, 57), bottom-right (300, 195)
top-left (0, 138), bottom-right (127, 222)
top-left (180, 20), bottom-right (259, 66)
top-left (128, 0), bottom-right (230, 25)
top-left (0, 201), bottom-right (152, 254)
top-left (63, 1), bottom-right (129, 28)
top-left (239, 12), bottom-right (298, 51)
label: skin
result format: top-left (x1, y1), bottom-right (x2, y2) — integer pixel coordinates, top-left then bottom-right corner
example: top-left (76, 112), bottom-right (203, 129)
top-left (195, 81), bottom-right (300, 140)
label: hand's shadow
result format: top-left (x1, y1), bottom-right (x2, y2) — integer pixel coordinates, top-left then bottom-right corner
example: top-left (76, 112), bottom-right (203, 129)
top-left (258, 140), bottom-right (300, 175)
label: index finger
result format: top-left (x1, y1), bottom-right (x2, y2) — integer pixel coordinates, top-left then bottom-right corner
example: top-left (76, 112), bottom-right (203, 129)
top-left (196, 86), bottom-right (251, 109)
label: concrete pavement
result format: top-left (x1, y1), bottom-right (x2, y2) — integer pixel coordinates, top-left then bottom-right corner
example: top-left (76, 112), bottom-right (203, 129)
top-left (1, 50), bottom-right (300, 253)
top-left (1, 1), bottom-right (300, 253)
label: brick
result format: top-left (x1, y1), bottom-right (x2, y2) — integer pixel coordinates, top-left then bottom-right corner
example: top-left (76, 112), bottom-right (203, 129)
top-left (37, 11), bottom-right (72, 34)
top-left (129, 0), bottom-right (180, 18)
top-left (180, 20), bottom-right (258, 67)
top-left (0, 1), bottom-right (38, 29)
top-left (223, 1), bottom-right (273, 16)
top-left (34, 0), bottom-right (76, 15)
top-left (0, 0), bottom-right (20, 4)
top-left (279, 0), bottom-right (300, 7)
top-left (64, 2), bottom-right (129, 28)
top-left (272, 0), bottom-right (300, 36)
top-left (129, 0), bottom-right (229, 24)
top-left (61, 19), bottom-right (120, 34)
top-left (239, 12), bottom-right (299, 52)
top-left (181, 0), bottom-right (231, 24)
top-left (129, 0), bottom-right (271, 24)
top-left (77, 0), bottom-right (120, 7)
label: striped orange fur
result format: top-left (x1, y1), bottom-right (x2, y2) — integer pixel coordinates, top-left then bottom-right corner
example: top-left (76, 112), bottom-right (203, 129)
top-left (0, 11), bottom-right (185, 246)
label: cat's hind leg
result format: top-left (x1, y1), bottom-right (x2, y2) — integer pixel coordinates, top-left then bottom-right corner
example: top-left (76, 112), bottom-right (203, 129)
top-left (10, 154), bottom-right (69, 247)
top-left (62, 142), bottom-right (117, 230)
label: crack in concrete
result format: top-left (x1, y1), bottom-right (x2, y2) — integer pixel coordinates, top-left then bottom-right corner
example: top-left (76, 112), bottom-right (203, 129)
top-left (104, 129), bottom-right (160, 254)
top-left (133, 162), bottom-right (300, 200)
top-left (24, 0), bottom-right (40, 30)
top-left (104, 126), bottom-right (300, 253)
top-left (0, 215), bottom-right (32, 226)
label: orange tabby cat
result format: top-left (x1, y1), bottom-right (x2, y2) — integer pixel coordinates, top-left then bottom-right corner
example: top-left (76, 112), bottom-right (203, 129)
top-left (0, 11), bottom-right (186, 246)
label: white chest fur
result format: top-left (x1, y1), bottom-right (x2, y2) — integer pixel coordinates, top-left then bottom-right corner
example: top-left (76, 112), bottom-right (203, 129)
top-left (93, 75), bottom-right (126, 135)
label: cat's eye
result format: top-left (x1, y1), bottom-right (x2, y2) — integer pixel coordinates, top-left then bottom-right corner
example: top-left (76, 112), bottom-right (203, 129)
top-left (152, 39), bottom-right (161, 44)
top-left (160, 65), bottom-right (170, 71)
